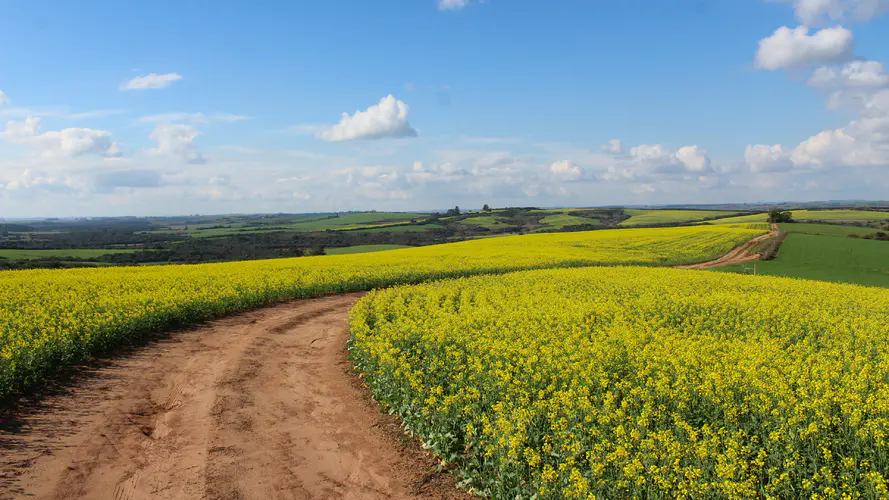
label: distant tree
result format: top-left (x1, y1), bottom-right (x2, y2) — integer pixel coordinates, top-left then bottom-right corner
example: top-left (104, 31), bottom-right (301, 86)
top-left (768, 209), bottom-right (794, 223)
top-left (445, 206), bottom-right (462, 217)
top-left (482, 204), bottom-right (491, 211)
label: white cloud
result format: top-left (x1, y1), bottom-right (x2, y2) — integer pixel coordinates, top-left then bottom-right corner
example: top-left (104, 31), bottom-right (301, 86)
top-left (754, 26), bottom-right (853, 70)
top-left (792, 120), bottom-right (889, 167)
top-left (630, 144), bottom-right (711, 172)
top-left (3, 116), bottom-right (41, 140)
top-left (3, 168), bottom-right (77, 193)
top-left (0, 91), bottom-right (7, 105)
top-left (629, 144), bottom-right (675, 168)
top-left (138, 112), bottom-right (250, 124)
top-left (121, 73), bottom-right (183, 91)
top-left (787, 0), bottom-right (889, 24)
top-left (788, 87), bottom-right (889, 168)
top-left (791, 0), bottom-right (847, 23)
top-left (550, 160), bottom-right (587, 181)
top-left (3, 116), bottom-right (115, 157)
top-left (601, 143), bottom-right (715, 183)
top-left (675, 146), bottom-right (712, 171)
top-left (318, 95), bottom-right (417, 142)
top-left (149, 124), bottom-right (206, 164)
top-left (791, 128), bottom-right (860, 166)
top-left (600, 139), bottom-right (623, 154)
top-left (864, 88), bottom-right (889, 114)
top-left (808, 61), bottom-right (889, 88)
top-left (438, 0), bottom-right (471, 10)
top-left (745, 144), bottom-right (794, 172)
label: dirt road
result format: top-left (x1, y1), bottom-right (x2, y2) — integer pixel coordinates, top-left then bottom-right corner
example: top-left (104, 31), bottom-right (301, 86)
top-left (0, 294), bottom-right (462, 500)
top-left (676, 223), bottom-right (779, 270)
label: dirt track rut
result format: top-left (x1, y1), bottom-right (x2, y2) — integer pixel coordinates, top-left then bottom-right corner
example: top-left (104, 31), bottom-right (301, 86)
top-left (676, 223), bottom-right (779, 270)
top-left (0, 293), bottom-right (462, 500)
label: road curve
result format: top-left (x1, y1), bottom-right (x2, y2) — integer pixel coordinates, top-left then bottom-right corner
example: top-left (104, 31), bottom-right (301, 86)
top-left (676, 223), bottom-right (779, 270)
top-left (0, 293), bottom-right (463, 500)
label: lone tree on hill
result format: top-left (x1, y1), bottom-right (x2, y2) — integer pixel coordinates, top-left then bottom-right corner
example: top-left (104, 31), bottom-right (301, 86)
top-left (445, 206), bottom-right (461, 216)
top-left (482, 204), bottom-right (490, 211)
top-left (768, 209), bottom-right (794, 223)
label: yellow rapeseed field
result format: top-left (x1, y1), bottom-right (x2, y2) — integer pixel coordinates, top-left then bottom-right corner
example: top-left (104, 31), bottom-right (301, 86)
top-left (0, 225), bottom-right (759, 397)
top-left (350, 267), bottom-right (889, 499)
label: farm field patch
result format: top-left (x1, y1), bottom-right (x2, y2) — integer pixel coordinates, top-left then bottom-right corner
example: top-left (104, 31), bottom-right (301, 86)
top-left (714, 210), bottom-right (889, 225)
top-left (778, 223), bottom-right (877, 237)
top-left (350, 267), bottom-right (889, 498)
top-left (790, 210), bottom-right (889, 222)
top-left (456, 216), bottom-right (506, 229)
top-left (717, 232), bottom-right (889, 287)
top-left (621, 209), bottom-right (740, 226)
top-left (538, 214), bottom-right (601, 229)
top-left (353, 224), bottom-right (445, 233)
top-left (0, 249), bottom-right (137, 260)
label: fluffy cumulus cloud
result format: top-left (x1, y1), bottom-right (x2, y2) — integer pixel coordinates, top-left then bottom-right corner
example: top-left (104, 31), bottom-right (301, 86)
top-left (121, 73), bottom-right (183, 91)
top-left (808, 61), bottom-right (889, 88)
top-left (318, 95), bottom-right (417, 142)
top-left (549, 160), bottom-right (587, 181)
top-left (3, 116), bottom-right (41, 139)
top-left (791, 116), bottom-right (889, 167)
top-left (0, 90), bottom-right (7, 105)
top-left (755, 26), bottom-right (853, 70)
top-left (675, 146), bottom-right (712, 171)
top-left (757, 0), bottom-right (889, 173)
top-left (788, 0), bottom-right (889, 24)
top-left (3, 116), bottom-right (116, 157)
top-left (745, 144), bottom-right (794, 172)
top-left (597, 143), bottom-right (716, 186)
top-left (787, 77), bottom-right (889, 169)
top-left (438, 0), bottom-right (471, 10)
top-left (149, 124), bottom-right (206, 164)
top-left (631, 144), bottom-right (711, 173)
top-left (791, 129), bottom-right (858, 166)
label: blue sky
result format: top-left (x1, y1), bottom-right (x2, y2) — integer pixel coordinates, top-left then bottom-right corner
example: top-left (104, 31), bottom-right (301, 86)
top-left (2, 0), bottom-right (889, 216)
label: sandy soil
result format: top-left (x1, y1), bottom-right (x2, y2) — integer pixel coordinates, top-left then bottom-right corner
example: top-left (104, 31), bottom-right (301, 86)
top-left (0, 293), bottom-right (464, 500)
top-left (676, 223), bottom-right (779, 270)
